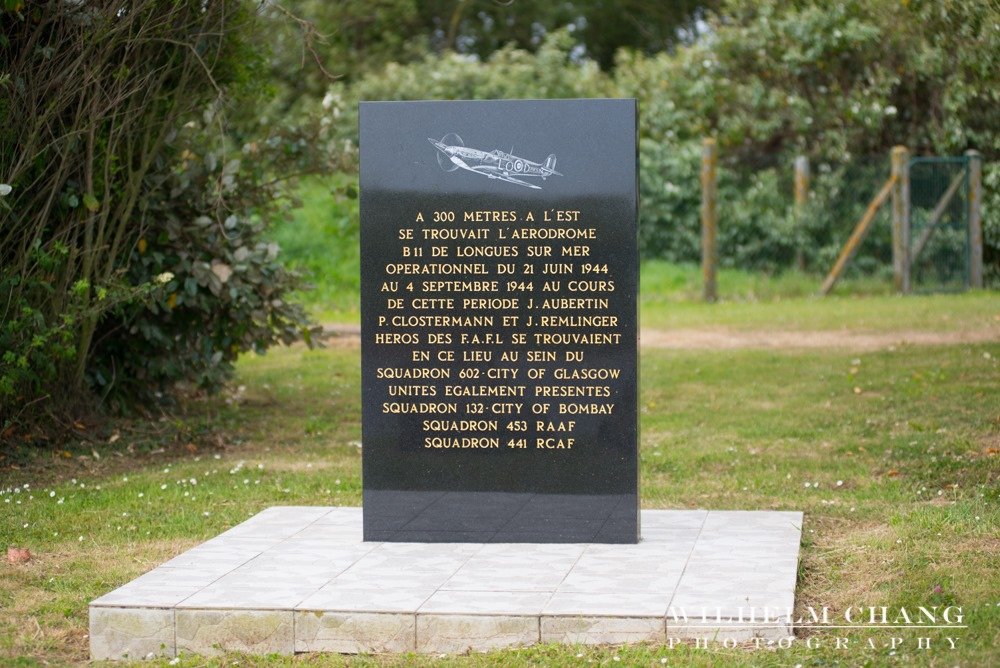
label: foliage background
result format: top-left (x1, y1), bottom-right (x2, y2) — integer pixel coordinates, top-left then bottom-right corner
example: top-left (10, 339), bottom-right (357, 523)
top-left (299, 0), bottom-right (997, 276)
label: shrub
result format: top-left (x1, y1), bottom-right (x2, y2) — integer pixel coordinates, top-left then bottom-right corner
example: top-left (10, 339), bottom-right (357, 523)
top-left (619, 0), bottom-right (998, 278)
top-left (0, 1), bottom-right (321, 432)
top-left (87, 121), bottom-right (319, 411)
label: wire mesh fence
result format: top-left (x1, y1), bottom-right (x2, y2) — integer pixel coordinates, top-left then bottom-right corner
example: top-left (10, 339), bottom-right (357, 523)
top-left (909, 157), bottom-right (971, 292)
top-left (713, 152), bottom-right (896, 280)
top-left (705, 148), bottom-right (980, 293)
top-left (640, 140), bottom-right (986, 296)
top-left (807, 154), bottom-right (895, 281)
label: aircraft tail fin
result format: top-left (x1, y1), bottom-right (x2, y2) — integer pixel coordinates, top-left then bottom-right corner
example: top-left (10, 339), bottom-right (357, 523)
top-left (543, 154), bottom-right (562, 176)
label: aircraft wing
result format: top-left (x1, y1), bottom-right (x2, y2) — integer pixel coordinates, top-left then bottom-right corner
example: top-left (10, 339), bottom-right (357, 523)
top-left (450, 155), bottom-right (474, 171)
top-left (495, 174), bottom-right (541, 190)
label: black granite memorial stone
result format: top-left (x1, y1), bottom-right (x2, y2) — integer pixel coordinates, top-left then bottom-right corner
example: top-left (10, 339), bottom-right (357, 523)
top-left (360, 99), bottom-right (638, 543)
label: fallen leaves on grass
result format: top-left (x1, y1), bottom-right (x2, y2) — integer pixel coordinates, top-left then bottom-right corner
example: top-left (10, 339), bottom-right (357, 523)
top-left (7, 547), bottom-right (31, 564)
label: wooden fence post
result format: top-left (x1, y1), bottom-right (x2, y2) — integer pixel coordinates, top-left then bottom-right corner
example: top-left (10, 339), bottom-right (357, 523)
top-left (820, 176), bottom-right (896, 296)
top-left (701, 137), bottom-right (718, 302)
top-left (891, 145), bottom-right (911, 294)
top-left (966, 149), bottom-right (983, 289)
top-left (794, 155), bottom-right (810, 271)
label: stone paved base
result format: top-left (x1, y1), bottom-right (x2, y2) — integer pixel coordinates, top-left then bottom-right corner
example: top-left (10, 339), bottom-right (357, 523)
top-left (89, 507), bottom-right (803, 659)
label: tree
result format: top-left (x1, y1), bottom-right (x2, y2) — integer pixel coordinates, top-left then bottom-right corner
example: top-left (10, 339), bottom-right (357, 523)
top-left (0, 1), bottom-right (318, 432)
top-left (263, 0), bottom-right (714, 108)
top-left (418, 0), bottom-right (714, 69)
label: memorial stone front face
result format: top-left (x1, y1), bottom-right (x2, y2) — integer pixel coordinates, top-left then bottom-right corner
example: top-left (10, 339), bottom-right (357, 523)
top-left (360, 99), bottom-right (638, 543)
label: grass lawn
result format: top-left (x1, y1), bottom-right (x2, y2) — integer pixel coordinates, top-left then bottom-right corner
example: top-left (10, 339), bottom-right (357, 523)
top-left (268, 176), bottom-right (361, 323)
top-left (641, 262), bottom-right (1000, 334)
top-left (1, 291), bottom-right (998, 666)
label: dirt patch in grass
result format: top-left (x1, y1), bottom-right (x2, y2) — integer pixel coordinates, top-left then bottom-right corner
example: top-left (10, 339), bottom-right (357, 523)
top-left (321, 323), bottom-right (1000, 351)
top-left (641, 327), bottom-right (1000, 351)
top-left (0, 425), bottom-right (232, 489)
top-left (318, 323), bottom-right (362, 346)
top-left (933, 534), bottom-right (1000, 576)
top-left (977, 432), bottom-right (1000, 454)
top-left (796, 519), bottom-right (901, 610)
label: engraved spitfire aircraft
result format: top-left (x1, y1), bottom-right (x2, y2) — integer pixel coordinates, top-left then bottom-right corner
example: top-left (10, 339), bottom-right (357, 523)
top-left (428, 133), bottom-right (561, 190)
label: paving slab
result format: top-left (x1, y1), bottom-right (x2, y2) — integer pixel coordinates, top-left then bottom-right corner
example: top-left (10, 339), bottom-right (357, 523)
top-left (89, 506), bottom-right (802, 659)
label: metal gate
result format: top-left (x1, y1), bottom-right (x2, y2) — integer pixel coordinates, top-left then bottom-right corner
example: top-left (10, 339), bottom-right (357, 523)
top-left (908, 156), bottom-right (972, 291)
